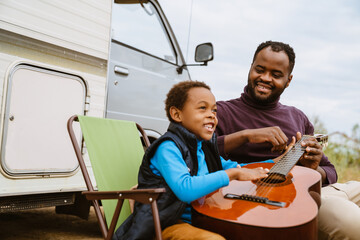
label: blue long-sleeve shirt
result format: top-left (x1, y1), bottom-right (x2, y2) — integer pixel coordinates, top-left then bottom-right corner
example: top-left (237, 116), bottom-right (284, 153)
top-left (150, 139), bottom-right (273, 222)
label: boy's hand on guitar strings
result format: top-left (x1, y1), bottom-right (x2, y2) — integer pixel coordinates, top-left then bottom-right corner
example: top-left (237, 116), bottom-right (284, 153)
top-left (226, 167), bottom-right (269, 182)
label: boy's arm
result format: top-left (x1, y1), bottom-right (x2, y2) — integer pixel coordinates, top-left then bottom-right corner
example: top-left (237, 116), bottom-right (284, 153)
top-left (152, 141), bottom-right (269, 203)
top-left (151, 141), bottom-right (229, 203)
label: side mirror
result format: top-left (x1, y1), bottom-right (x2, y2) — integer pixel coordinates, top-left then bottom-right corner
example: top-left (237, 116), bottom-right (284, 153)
top-left (195, 43), bottom-right (214, 64)
top-left (177, 42), bottom-right (214, 74)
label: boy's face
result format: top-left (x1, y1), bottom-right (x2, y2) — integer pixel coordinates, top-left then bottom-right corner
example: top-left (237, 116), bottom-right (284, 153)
top-left (171, 87), bottom-right (217, 141)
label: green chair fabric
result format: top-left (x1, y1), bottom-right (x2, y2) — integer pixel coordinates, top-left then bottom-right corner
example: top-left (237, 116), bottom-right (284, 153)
top-left (78, 115), bottom-right (144, 230)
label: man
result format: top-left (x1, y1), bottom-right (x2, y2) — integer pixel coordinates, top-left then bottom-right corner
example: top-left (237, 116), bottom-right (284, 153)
top-left (215, 40), bottom-right (360, 240)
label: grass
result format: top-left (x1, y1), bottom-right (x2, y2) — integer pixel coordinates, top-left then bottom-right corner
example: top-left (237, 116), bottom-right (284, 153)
top-left (335, 165), bottom-right (360, 183)
top-left (312, 117), bottom-right (360, 183)
top-left (322, 139), bottom-right (360, 183)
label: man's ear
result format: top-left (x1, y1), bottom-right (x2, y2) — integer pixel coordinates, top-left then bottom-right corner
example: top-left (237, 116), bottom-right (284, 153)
top-left (169, 106), bottom-right (182, 123)
top-left (285, 74), bottom-right (293, 88)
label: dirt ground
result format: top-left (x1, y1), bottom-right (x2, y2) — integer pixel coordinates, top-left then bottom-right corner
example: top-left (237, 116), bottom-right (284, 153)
top-left (0, 207), bottom-right (103, 240)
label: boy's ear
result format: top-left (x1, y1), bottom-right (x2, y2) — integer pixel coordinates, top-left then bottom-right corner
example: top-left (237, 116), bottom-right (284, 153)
top-left (169, 106), bottom-right (182, 123)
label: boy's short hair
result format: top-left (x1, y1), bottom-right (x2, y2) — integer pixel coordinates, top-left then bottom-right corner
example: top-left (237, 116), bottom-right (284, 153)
top-left (165, 80), bottom-right (211, 122)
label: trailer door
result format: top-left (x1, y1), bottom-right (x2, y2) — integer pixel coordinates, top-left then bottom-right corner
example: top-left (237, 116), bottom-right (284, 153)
top-left (0, 64), bottom-right (86, 177)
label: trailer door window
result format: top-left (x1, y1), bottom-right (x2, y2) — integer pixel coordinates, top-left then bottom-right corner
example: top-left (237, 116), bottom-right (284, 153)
top-left (112, 2), bottom-right (176, 63)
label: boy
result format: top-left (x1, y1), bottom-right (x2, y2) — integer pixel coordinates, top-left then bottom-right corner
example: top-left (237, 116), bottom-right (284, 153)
top-left (114, 81), bottom-right (272, 240)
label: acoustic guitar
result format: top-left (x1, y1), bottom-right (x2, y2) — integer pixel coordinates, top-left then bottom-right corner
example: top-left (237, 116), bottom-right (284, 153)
top-left (192, 135), bottom-right (327, 240)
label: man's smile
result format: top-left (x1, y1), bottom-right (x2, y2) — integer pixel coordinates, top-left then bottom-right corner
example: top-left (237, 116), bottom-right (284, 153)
top-left (255, 82), bottom-right (273, 95)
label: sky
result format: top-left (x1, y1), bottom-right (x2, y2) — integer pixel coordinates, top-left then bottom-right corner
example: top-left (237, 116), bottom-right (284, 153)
top-left (159, 0), bottom-right (360, 136)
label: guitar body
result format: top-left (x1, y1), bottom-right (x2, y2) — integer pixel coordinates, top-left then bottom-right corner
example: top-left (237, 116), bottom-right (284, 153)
top-left (192, 163), bottom-right (321, 240)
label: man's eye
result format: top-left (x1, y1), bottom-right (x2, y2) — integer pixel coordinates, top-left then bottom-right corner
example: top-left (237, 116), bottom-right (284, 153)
top-left (272, 71), bottom-right (283, 78)
top-left (255, 68), bottom-right (264, 73)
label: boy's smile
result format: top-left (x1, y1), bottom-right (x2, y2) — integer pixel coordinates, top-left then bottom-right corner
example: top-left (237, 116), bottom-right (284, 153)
top-left (171, 87), bottom-right (217, 141)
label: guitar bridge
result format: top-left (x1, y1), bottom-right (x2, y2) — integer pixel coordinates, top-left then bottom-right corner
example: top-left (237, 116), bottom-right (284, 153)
top-left (224, 193), bottom-right (286, 207)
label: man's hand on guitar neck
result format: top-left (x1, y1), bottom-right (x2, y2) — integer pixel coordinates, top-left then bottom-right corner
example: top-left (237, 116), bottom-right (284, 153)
top-left (296, 132), bottom-right (327, 182)
top-left (296, 132), bottom-right (323, 169)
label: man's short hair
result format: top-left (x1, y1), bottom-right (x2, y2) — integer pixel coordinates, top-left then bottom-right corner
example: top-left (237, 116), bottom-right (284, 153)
top-left (253, 41), bottom-right (296, 74)
top-left (165, 80), bottom-right (211, 122)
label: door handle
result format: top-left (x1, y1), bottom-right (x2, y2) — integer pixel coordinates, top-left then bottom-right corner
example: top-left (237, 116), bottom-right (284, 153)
top-left (114, 66), bottom-right (129, 76)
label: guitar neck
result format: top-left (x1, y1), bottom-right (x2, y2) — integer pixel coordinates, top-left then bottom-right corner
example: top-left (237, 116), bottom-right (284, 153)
top-left (269, 135), bottom-right (311, 177)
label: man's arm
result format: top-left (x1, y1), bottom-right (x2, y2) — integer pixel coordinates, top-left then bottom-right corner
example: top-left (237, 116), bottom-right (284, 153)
top-left (223, 126), bottom-right (289, 154)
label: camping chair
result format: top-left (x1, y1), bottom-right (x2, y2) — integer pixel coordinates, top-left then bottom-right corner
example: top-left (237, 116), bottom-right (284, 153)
top-left (67, 115), bottom-right (165, 240)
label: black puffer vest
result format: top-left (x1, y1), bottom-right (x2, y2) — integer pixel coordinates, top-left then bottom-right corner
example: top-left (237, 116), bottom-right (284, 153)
top-left (113, 123), bottom-right (223, 240)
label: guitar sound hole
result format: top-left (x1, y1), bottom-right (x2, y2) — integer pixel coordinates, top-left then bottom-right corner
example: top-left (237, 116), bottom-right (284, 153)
top-left (261, 173), bottom-right (286, 184)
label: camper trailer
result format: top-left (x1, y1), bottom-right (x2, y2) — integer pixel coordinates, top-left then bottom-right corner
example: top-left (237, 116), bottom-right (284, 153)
top-left (0, 0), bottom-right (213, 215)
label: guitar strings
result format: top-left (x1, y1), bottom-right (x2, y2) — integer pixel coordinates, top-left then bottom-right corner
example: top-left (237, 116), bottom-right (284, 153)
top-left (254, 150), bottom-right (303, 198)
top-left (246, 136), bottom-right (309, 198)
top-left (255, 140), bottom-right (306, 197)
top-left (258, 134), bottom-right (326, 198)
top-left (241, 136), bottom-right (304, 196)
top-left (255, 137), bottom-right (307, 197)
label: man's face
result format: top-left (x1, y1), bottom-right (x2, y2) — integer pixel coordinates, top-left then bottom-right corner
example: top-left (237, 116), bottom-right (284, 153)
top-left (247, 47), bottom-right (293, 103)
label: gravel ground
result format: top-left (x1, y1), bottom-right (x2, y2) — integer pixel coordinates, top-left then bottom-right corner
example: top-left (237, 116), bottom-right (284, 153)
top-left (0, 207), bottom-right (102, 240)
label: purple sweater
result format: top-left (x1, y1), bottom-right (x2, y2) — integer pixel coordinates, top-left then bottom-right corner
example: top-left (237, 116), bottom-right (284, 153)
top-left (216, 86), bottom-right (337, 185)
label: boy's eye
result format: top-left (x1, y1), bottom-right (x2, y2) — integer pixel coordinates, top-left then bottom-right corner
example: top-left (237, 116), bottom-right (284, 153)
top-left (212, 109), bottom-right (217, 113)
top-left (199, 106), bottom-right (206, 110)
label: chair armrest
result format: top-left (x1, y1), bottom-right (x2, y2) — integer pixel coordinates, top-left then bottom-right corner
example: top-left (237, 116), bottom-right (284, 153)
top-left (82, 188), bottom-right (166, 204)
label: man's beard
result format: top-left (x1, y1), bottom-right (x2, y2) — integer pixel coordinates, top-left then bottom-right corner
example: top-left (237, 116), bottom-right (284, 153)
top-left (247, 79), bottom-right (286, 104)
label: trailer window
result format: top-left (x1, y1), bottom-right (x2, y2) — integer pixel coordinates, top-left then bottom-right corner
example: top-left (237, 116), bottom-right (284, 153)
top-left (112, 2), bottom-right (176, 63)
